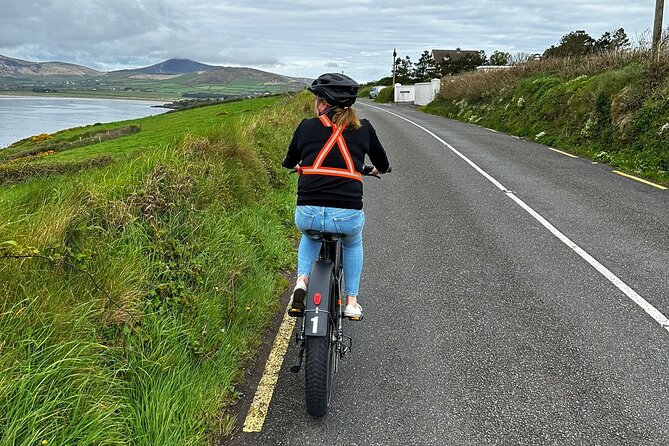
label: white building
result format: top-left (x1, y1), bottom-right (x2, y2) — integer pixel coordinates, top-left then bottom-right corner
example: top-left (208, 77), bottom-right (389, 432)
top-left (394, 78), bottom-right (441, 106)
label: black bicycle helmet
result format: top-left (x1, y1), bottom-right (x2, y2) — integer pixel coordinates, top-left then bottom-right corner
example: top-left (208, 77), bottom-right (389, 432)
top-left (308, 73), bottom-right (359, 108)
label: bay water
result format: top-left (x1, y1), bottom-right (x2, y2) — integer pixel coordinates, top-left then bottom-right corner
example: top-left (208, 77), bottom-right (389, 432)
top-left (0, 95), bottom-right (168, 148)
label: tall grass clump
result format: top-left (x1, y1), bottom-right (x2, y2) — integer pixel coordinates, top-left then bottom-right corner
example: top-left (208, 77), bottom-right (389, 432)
top-left (424, 40), bottom-right (669, 184)
top-left (0, 92), bottom-right (313, 445)
top-left (357, 85), bottom-right (373, 98)
top-left (374, 85), bottom-right (395, 103)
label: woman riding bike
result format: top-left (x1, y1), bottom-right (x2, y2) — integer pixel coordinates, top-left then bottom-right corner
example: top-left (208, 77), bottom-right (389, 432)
top-left (283, 72), bottom-right (390, 320)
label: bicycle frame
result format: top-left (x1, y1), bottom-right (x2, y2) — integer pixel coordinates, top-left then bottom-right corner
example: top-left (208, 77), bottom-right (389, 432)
top-left (302, 237), bottom-right (341, 337)
top-left (292, 232), bottom-right (352, 416)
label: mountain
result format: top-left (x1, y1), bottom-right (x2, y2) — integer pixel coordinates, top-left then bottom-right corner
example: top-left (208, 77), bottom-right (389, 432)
top-left (0, 55), bottom-right (309, 99)
top-left (185, 66), bottom-right (305, 86)
top-left (0, 55), bottom-right (101, 77)
top-left (116, 58), bottom-right (216, 75)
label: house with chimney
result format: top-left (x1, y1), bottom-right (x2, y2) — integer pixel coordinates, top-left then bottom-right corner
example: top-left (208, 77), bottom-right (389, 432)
top-left (431, 49), bottom-right (480, 64)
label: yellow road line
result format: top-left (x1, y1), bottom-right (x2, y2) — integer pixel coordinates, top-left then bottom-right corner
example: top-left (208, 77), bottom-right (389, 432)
top-left (242, 306), bottom-right (296, 432)
top-left (612, 170), bottom-right (668, 190)
top-left (548, 147), bottom-right (579, 158)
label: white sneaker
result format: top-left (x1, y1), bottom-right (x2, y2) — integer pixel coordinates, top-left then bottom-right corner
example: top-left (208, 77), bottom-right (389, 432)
top-left (343, 303), bottom-right (363, 320)
top-left (287, 281), bottom-right (307, 317)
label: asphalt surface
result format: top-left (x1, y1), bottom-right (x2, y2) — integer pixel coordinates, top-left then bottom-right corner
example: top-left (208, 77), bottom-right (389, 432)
top-left (228, 100), bottom-right (669, 446)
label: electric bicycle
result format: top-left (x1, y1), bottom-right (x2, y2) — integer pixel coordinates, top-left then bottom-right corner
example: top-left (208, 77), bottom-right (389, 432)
top-left (290, 165), bottom-right (390, 417)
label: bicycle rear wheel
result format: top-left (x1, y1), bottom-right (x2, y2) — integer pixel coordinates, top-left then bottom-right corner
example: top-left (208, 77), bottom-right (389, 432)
top-left (304, 326), bottom-right (333, 417)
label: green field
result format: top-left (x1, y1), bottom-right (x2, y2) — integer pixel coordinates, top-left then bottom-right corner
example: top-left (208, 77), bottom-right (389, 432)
top-left (0, 92), bottom-right (312, 445)
top-left (0, 70), bottom-right (306, 101)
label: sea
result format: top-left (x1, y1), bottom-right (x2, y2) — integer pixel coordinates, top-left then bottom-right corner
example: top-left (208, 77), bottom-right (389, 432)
top-left (0, 95), bottom-right (169, 148)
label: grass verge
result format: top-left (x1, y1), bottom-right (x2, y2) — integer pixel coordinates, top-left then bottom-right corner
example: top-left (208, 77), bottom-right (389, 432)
top-left (0, 92), bottom-right (313, 445)
top-left (423, 48), bottom-right (669, 185)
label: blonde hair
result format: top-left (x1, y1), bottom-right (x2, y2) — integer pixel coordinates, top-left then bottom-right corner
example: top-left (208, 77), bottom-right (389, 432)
top-left (316, 97), bottom-right (361, 130)
top-left (333, 107), bottom-right (361, 130)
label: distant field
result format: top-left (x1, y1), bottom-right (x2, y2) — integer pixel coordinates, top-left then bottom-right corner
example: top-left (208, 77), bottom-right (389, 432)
top-left (0, 72), bottom-right (306, 101)
top-left (0, 89), bottom-right (176, 100)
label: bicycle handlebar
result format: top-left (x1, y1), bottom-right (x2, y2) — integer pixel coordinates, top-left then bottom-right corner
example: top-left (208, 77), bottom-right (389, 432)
top-left (362, 164), bottom-right (392, 179)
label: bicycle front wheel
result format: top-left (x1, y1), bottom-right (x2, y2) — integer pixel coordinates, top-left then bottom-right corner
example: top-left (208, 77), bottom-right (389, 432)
top-left (304, 329), bottom-right (333, 417)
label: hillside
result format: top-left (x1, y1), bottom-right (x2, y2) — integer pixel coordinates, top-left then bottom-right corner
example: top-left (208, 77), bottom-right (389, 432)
top-left (127, 58), bottom-right (215, 75)
top-left (0, 93), bottom-right (313, 445)
top-left (0, 55), bottom-right (309, 100)
top-left (0, 54), bottom-right (101, 77)
top-left (185, 66), bottom-right (303, 86)
top-left (423, 49), bottom-right (669, 186)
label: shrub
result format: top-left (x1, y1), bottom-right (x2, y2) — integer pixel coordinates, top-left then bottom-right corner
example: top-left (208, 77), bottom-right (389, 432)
top-left (374, 86), bottom-right (394, 103)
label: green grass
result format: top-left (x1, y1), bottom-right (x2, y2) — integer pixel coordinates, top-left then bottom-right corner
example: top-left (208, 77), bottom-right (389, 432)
top-left (423, 50), bottom-right (669, 185)
top-left (374, 86), bottom-right (394, 103)
top-left (2, 96), bottom-right (278, 161)
top-left (357, 86), bottom-right (372, 98)
top-left (0, 91), bottom-right (312, 445)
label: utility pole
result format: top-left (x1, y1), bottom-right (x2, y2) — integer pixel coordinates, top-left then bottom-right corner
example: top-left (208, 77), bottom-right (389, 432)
top-left (392, 48), bottom-right (397, 85)
top-left (653, 0), bottom-right (665, 61)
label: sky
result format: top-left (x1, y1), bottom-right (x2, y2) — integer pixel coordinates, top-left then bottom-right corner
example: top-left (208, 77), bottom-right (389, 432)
top-left (0, 0), bottom-right (663, 83)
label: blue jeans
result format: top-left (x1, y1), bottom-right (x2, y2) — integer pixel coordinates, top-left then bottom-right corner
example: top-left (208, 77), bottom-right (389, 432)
top-left (295, 206), bottom-right (365, 297)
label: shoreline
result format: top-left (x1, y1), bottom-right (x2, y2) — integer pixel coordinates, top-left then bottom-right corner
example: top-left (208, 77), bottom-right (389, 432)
top-left (0, 91), bottom-right (177, 103)
top-left (0, 95), bottom-right (171, 148)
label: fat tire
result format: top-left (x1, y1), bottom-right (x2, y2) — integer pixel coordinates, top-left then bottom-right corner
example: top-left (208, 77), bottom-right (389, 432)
top-left (304, 331), bottom-right (332, 417)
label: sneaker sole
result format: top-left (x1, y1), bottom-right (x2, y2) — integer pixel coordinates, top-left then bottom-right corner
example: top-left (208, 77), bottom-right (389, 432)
top-left (287, 288), bottom-right (307, 318)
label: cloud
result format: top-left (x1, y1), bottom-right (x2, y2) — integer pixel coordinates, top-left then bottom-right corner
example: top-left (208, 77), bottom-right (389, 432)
top-left (0, 0), bottom-right (660, 81)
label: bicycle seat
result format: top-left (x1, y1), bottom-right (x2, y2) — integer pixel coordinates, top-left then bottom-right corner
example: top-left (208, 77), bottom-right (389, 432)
top-left (305, 230), bottom-right (346, 241)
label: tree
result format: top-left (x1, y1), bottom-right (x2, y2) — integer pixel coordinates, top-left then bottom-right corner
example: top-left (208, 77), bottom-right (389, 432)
top-left (478, 50), bottom-right (488, 66)
top-left (596, 31), bottom-right (613, 52)
top-left (543, 30), bottom-right (597, 57)
top-left (596, 29), bottom-right (630, 52)
top-left (610, 28), bottom-right (631, 50)
top-left (545, 28), bottom-right (630, 58)
top-left (413, 50), bottom-right (439, 82)
top-left (393, 55), bottom-right (413, 84)
top-left (510, 52), bottom-right (540, 65)
top-left (490, 50), bottom-right (511, 66)
top-left (438, 50), bottom-right (487, 76)
top-left (376, 76), bottom-right (394, 86)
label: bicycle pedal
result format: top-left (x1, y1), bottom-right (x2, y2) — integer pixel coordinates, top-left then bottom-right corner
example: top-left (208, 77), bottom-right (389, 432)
top-left (287, 308), bottom-right (303, 318)
top-left (347, 315), bottom-right (363, 321)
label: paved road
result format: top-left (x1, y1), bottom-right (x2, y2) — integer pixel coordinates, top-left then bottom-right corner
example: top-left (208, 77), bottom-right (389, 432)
top-left (229, 100), bottom-right (669, 445)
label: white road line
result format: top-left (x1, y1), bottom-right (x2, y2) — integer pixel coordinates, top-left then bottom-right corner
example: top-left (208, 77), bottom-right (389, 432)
top-left (360, 102), bottom-right (669, 334)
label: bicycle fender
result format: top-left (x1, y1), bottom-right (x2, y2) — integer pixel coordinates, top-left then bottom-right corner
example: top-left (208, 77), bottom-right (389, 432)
top-left (304, 259), bottom-right (334, 337)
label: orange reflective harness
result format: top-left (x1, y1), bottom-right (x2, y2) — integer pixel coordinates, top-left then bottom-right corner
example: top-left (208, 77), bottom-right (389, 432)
top-left (297, 114), bottom-right (362, 181)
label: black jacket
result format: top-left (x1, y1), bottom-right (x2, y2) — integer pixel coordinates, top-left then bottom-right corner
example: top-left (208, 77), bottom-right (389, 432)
top-left (283, 113), bottom-right (390, 209)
